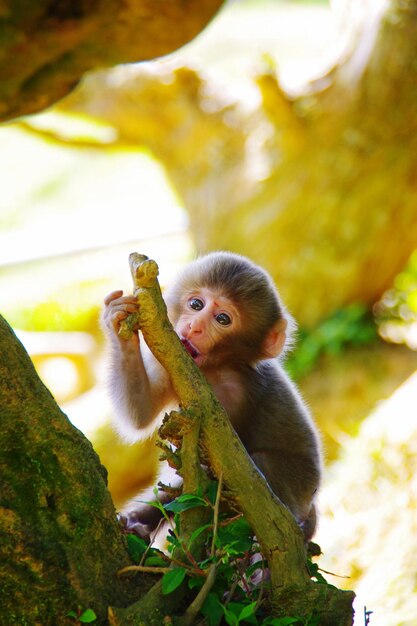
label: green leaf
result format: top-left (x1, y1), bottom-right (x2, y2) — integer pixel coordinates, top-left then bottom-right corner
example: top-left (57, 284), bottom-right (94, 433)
top-left (144, 556), bottom-right (167, 567)
top-left (162, 567), bottom-right (187, 594)
top-left (222, 606), bottom-right (239, 626)
top-left (164, 494), bottom-right (208, 513)
top-left (224, 601), bottom-right (258, 625)
top-left (188, 523), bottom-right (212, 548)
top-left (201, 593), bottom-right (224, 626)
top-left (126, 533), bottom-right (148, 563)
top-left (80, 609), bottom-right (97, 623)
top-left (239, 601), bottom-right (258, 621)
top-left (207, 480), bottom-right (220, 505)
top-left (188, 575), bottom-right (204, 590)
top-left (217, 516), bottom-right (253, 554)
top-left (66, 611), bottom-right (78, 619)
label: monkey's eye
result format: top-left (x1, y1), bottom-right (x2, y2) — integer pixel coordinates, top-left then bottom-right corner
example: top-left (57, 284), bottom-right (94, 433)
top-left (215, 312), bottom-right (232, 326)
top-left (188, 297), bottom-right (204, 311)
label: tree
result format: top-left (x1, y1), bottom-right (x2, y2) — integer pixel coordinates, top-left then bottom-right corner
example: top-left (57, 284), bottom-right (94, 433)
top-left (0, 0), bottom-right (224, 120)
top-left (0, 254), bottom-right (355, 624)
top-left (46, 0), bottom-right (417, 328)
top-left (0, 315), bottom-right (145, 624)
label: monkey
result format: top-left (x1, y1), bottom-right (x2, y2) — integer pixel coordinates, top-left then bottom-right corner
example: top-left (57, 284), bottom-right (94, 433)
top-left (102, 251), bottom-right (322, 542)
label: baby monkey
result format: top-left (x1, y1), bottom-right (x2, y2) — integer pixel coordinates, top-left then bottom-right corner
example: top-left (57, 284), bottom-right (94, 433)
top-left (102, 251), bottom-right (322, 541)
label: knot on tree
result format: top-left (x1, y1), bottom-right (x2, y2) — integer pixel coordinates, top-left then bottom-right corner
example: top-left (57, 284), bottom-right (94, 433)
top-left (159, 408), bottom-right (199, 445)
top-left (131, 254), bottom-right (159, 289)
top-left (118, 253), bottom-right (162, 339)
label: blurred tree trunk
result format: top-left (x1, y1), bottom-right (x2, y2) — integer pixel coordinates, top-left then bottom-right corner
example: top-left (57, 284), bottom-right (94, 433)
top-left (56, 0), bottom-right (417, 328)
top-left (0, 315), bottom-right (144, 625)
top-left (0, 0), bottom-right (224, 120)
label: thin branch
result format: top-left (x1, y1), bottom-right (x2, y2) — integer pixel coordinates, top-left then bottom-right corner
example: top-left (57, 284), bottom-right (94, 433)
top-left (180, 563), bottom-right (218, 626)
top-left (210, 472), bottom-right (223, 558)
top-left (118, 565), bottom-right (171, 576)
top-left (14, 120), bottom-right (136, 151)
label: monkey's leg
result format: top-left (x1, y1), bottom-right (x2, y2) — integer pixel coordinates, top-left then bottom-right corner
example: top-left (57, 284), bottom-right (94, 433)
top-left (250, 449), bottom-right (318, 541)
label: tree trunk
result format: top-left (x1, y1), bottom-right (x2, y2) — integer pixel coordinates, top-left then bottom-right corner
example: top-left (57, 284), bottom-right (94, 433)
top-left (55, 0), bottom-right (417, 328)
top-left (0, 0), bottom-right (224, 120)
top-left (0, 260), bottom-right (355, 625)
top-left (0, 315), bottom-right (144, 625)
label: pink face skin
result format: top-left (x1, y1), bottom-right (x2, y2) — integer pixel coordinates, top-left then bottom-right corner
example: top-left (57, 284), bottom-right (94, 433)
top-left (175, 288), bottom-right (241, 367)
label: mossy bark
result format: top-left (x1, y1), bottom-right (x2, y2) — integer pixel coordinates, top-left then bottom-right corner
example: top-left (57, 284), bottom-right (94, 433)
top-left (0, 316), bottom-right (146, 625)
top-left (0, 0), bottom-right (224, 121)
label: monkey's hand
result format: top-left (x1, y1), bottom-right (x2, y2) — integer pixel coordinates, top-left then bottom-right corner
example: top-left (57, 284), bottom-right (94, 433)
top-left (102, 290), bottom-right (140, 344)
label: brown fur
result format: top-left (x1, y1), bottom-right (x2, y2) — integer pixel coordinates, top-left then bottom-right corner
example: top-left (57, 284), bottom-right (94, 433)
top-left (102, 252), bottom-right (322, 541)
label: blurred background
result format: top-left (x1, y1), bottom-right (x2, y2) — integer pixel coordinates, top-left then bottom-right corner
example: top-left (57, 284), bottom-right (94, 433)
top-left (1, 1), bottom-right (417, 624)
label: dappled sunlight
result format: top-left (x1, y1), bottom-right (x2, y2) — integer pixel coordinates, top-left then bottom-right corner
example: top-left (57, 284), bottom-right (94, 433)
top-left (317, 371), bottom-right (417, 626)
top-left (1, 1), bottom-right (417, 623)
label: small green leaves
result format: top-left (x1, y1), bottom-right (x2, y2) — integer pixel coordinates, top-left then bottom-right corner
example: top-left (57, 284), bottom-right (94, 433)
top-left (222, 601), bottom-right (258, 625)
top-left (122, 486), bottom-right (329, 625)
top-left (126, 533), bottom-right (148, 563)
top-left (66, 608), bottom-right (97, 623)
top-left (164, 493), bottom-right (208, 513)
top-left (162, 566), bottom-right (187, 594)
top-left (79, 610), bottom-right (97, 624)
top-left (201, 592), bottom-right (224, 626)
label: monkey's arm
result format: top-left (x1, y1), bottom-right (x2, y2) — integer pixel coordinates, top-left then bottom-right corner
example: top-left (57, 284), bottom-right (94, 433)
top-left (102, 290), bottom-right (173, 439)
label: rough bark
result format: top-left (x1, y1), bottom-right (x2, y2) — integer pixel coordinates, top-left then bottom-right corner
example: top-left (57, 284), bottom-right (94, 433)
top-left (0, 0), bottom-right (224, 121)
top-left (109, 254), bottom-right (355, 625)
top-left (0, 316), bottom-right (145, 625)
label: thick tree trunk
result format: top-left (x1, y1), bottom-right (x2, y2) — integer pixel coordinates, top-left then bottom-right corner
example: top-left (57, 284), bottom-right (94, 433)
top-left (0, 0), bottom-right (224, 120)
top-left (0, 315), bottom-right (144, 625)
top-left (55, 0), bottom-right (417, 328)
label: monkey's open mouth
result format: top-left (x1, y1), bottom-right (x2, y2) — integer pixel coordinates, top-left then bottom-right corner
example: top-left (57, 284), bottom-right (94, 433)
top-left (180, 338), bottom-right (200, 360)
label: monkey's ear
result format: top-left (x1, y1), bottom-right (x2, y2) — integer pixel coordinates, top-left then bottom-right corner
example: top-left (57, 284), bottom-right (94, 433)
top-left (262, 319), bottom-right (287, 358)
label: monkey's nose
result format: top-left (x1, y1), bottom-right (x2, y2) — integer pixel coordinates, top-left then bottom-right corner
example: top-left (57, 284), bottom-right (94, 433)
top-left (189, 324), bottom-right (203, 335)
top-left (189, 319), bottom-right (204, 335)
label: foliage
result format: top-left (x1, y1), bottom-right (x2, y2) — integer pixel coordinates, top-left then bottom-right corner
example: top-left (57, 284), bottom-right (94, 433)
top-left (66, 608), bottom-right (97, 624)
top-left (122, 484), bottom-right (329, 625)
top-left (2, 282), bottom-right (102, 334)
top-left (374, 250), bottom-right (417, 324)
top-left (287, 305), bottom-right (377, 380)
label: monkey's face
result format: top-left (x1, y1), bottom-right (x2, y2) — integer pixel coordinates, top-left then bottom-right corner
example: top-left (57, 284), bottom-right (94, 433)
top-left (175, 288), bottom-right (242, 368)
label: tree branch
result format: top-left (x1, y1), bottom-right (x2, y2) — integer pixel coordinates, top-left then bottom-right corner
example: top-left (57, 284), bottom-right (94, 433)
top-left (110, 253), bottom-right (355, 625)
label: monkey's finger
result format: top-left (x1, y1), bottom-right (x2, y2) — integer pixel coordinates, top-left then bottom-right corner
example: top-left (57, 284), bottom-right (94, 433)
top-left (110, 310), bottom-right (137, 334)
top-left (104, 290), bottom-right (124, 305)
top-left (110, 302), bottom-right (138, 314)
top-left (106, 296), bottom-right (139, 311)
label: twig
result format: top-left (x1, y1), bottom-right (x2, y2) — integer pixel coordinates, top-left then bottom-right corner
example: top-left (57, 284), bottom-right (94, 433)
top-left (210, 473), bottom-right (223, 558)
top-left (319, 568), bottom-right (350, 579)
top-left (118, 565), bottom-right (171, 576)
top-left (140, 517), bottom-right (166, 566)
top-left (181, 563), bottom-right (218, 626)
